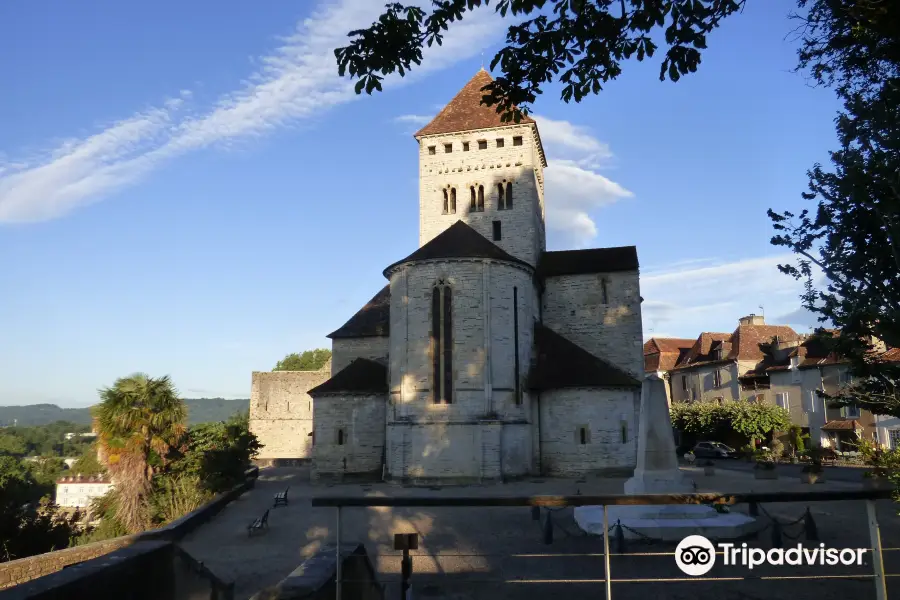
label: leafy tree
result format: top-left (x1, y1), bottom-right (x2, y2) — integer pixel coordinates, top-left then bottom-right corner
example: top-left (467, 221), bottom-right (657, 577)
top-left (768, 0), bottom-right (900, 415)
top-left (335, 0), bottom-right (745, 120)
top-left (94, 374), bottom-right (187, 533)
top-left (169, 411), bottom-right (261, 494)
top-left (670, 401), bottom-right (792, 444)
top-left (0, 434), bottom-right (27, 458)
top-left (273, 349), bottom-right (331, 372)
top-left (0, 456), bottom-right (73, 561)
top-left (71, 445), bottom-right (106, 476)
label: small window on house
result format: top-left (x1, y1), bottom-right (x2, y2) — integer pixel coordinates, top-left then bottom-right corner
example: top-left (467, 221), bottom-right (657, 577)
top-left (428, 146), bottom-right (436, 155)
top-left (600, 277), bottom-right (609, 304)
top-left (463, 141), bottom-right (470, 151)
top-left (478, 140), bottom-right (487, 150)
top-left (713, 369), bottom-right (721, 388)
top-left (681, 375), bottom-right (687, 391)
top-left (496, 138), bottom-right (505, 148)
top-left (577, 426), bottom-right (590, 445)
top-left (843, 404), bottom-right (861, 418)
top-left (776, 392), bottom-right (790, 411)
top-left (492, 220), bottom-right (501, 241)
top-left (513, 136), bottom-right (523, 146)
top-left (337, 429), bottom-right (345, 445)
top-left (444, 143), bottom-right (453, 153)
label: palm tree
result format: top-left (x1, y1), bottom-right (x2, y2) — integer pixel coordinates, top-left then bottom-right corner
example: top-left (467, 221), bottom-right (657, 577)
top-left (94, 374), bottom-right (186, 533)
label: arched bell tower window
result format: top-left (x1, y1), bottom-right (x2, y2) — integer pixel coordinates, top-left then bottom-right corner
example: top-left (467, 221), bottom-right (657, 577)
top-left (431, 282), bottom-right (453, 404)
top-left (449, 187), bottom-right (456, 213)
top-left (443, 189), bottom-right (449, 214)
top-left (477, 185), bottom-right (485, 212)
top-left (506, 182), bottom-right (513, 208)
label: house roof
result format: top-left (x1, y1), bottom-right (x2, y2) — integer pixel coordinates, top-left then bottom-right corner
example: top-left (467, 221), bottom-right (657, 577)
top-left (383, 220), bottom-right (530, 276)
top-left (674, 333), bottom-right (732, 369)
top-left (327, 285), bottom-right (390, 339)
top-left (529, 324), bottom-right (641, 390)
top-left (821, 419), bottom-right (860, 431)
top-left (415, 69), bottom-right (536, 137)
top-left (730, 324), bottom-right (800, 361)
top-left (645, 338), bottom-right (695, 354)
top-left (538, 246), bottom-right (638, 278)
top-left (307, 358), bottom-right (388, 396)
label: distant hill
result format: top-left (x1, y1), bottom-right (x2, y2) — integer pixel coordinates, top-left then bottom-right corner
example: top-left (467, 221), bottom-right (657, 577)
top-left (0, 398), bottom-right (250, 427)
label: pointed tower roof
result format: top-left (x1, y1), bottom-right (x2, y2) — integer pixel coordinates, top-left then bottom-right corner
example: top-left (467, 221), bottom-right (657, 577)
top-left (414, 69), bottom-right (536, 138)
top-left (383, 220), bottom-right (531, 277)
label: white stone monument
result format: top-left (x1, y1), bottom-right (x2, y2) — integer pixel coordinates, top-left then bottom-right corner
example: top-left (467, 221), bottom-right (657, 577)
top-left (574, 373), bottom-right (757, 540)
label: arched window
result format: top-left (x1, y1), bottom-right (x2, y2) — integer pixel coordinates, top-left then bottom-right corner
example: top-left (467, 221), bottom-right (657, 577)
top-left (497, 183), bottom-right (505, 208)
top-left (469, 186), bottom-right (477, 211)
top-left (431, 283), bottom-right (453, 403)
top-left (442, 189), bottom-right (449, 214)
top-left (506, 182), bottom-right (513, 208)
top-left (477, 185), bottom-right (485, 211)
top-left (449, 187), bottom-right (456, 213)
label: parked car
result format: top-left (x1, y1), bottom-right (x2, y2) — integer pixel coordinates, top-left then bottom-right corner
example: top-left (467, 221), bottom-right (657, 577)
top-left (692, 441), bottom-right (737, 459)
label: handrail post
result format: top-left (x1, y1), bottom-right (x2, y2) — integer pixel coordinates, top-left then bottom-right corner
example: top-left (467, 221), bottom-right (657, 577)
top-left (603, 505), bottom-right (612, 600)
top-left (336, 506), bottom-right (342, 600)
top-left (866, 500), bottom-right (887, 600)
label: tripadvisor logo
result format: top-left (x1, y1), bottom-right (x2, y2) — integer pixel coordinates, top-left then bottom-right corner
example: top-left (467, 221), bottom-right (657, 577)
top-left (675, 535), bottom-right (867, 576)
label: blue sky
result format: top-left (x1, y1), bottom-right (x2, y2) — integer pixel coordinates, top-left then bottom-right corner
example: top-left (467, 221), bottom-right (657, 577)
top-left (0, 1), bottom-right (841, 406)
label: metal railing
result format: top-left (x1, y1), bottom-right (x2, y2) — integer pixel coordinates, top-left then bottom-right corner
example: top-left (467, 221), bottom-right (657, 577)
top-left (312, 488), bottom-right (895, 600)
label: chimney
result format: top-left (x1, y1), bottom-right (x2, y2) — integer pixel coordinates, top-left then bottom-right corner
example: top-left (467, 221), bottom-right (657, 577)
top-left (739, 314), bottom-right (765, 326)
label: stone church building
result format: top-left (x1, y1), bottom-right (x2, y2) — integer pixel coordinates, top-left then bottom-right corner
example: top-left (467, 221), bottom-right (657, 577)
top-left (250, 70), bottom-right (645, 482)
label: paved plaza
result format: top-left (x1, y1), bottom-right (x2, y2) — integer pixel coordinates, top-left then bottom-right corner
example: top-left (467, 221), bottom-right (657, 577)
top-left (180, 466), bottom-right (900, 599)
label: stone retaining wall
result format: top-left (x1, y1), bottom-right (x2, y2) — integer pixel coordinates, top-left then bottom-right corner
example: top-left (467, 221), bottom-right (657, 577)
top-left (0, 466), bottom-right (258, 593)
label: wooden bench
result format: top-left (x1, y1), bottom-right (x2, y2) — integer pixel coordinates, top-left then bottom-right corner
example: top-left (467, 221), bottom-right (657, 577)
top-left (248, 509), bottom-right (269, 536)
top-left (273, 487), bottom-right (289, 508)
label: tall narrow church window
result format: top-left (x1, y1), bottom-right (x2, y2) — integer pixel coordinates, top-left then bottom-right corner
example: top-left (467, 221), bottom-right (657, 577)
top-left (477, 185), bottom-right (485, 211)
top-left (449, 187), bottom-right (457, 213)
top-left (442, 189), bottom-right (449, 214)
top-left (497, 183), bottom-right (505, 208)
top-left (469, 186), bottom-right (477, 212)
top-left (337, 429), bottom-right (345, 445)
top-left (506, 182), bottom-right (513, 208)
top-left (600, 277), bottom-right (609, 304)
top-left (493, 221), bottom-right (501, 241)
top-left (431, 283), bottom-right (453, 403)
top-left (513, 287), bottom-right (521, 405)
top-left (578, 426), bottom-right (589, 445)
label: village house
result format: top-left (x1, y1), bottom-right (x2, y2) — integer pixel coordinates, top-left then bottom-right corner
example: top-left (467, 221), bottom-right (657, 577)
top-left (55, 474), bottom-right (112, 509)
top-left (646, 315), bottom-right (899, 450)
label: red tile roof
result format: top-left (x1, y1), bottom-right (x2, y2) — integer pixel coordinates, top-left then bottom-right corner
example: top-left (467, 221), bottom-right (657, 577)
top-left (821, 419), bottom-right (860, 431)
top-left (415, 69), bottom-right (536, 138)
top-left (644, 338), bottom-right (695, 354)
top-left (730, 324), bottom-right (800, 361)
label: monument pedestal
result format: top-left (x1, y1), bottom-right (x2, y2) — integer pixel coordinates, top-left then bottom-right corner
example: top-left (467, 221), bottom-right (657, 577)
top-left (574, 373), bottom-right (757, 541)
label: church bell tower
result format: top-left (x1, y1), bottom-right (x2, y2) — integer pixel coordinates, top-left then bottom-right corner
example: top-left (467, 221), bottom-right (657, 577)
top-left (414, 69), bottom-right (548, 268)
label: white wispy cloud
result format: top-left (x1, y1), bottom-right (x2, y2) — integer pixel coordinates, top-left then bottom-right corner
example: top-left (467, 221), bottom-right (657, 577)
top-left (640, 254), bottom-right (824, 339)
top-left (394, 115), bottom-right (433, 125)
top-left (0, 0), bottom-right (507, 223)
top-left (535, 116), bottom-right (631, 244)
